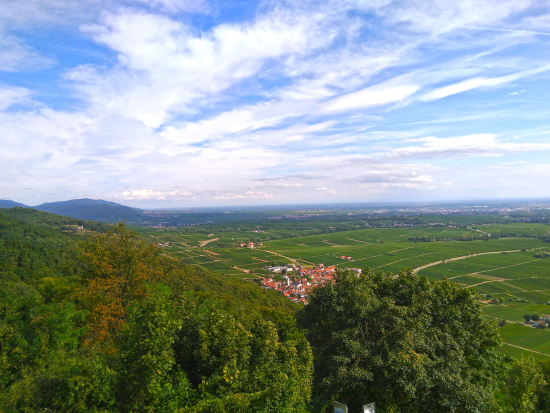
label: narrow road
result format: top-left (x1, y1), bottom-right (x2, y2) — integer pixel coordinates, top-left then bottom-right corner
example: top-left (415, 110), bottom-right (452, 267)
top-left (262, 249), bottom-right (315, 265)
top-left (199, 238), bottom-right (219, 247)
top-left (374, 250), bottom-right (442, 269)
top-left (351, 247), bottom-right (415, 263)
top-left (502, 342), bottom-right (550, 357)
top-left (413, 250), bottom-right (523, 273)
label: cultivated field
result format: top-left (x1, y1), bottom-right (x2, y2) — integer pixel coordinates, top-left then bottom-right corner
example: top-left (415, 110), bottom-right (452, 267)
top-left (136, 221), bottom-right (550, 357)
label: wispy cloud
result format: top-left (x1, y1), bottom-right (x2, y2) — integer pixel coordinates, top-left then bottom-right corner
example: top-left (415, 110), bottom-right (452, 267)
top-left (1, 0), bottom-right (550, 205)
top-left (420, 65), bottom-right (550, 101)
top-left (386, 134), bottom-right (550, 159)
top-left (0, 34), bottom-right (55, 72)
top-left (458, 26), bottom-right (550, 37)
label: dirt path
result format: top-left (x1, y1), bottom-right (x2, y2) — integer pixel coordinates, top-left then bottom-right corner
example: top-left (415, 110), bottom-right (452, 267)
top-left (468, 227), bottom-right (489, 235)
top-left (374, 250), bottom-right (442, 270)
top-left (199, 238), bottom-right (219, 247)
top-left (323, 240), bottom-right (345, 247)
top-left (413, 250), bottom-right (523, 273)
top-left (502, 342), bottom-right (550, 357)
top-left (351, 247), bottom-right (415, 263)
top-left (262, 249), bottom-right (314, 265)
top-left (346, 237), bottom-right (370, 244)
top-left (449, 259), bottom-right (536, 281)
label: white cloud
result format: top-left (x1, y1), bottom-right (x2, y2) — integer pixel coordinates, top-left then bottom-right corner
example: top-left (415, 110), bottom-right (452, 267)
top-left (420, 65), bottom-right (550, 101)
top-left (131, 0), bottom-right (207, 13)
top-left (72, 8), bottom-right (336, 127)
top-left (387, 134), bottom-right (550, 159)
top-left (0, 86), bottom-right (32, 110)
top-left (0, 0), bottom-right (207, 29)
top-left (378, 0), bottom-right (534, 34)
top-left (324, 78), bottom-right (421, 112)
top-left (0, 34), bottom-right (54, 72)
top-left (115, 188), bottom-right (276, 201)
top-left (2, 0), bottom-right (550, 205)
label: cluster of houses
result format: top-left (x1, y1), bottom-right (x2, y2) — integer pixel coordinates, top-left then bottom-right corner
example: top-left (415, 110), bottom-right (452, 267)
top-left (259, 263), bottom-right (361, 304)
top-left (156, 242), bottom-right (170, 248)
top-left (239, 242), bottom-right (263, 249)
top-left (340, 255), bottom-right (353, 261)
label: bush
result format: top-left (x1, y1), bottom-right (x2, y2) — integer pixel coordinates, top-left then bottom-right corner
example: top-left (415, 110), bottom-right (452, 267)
top-left (498, 319), bottom-right (507, 327)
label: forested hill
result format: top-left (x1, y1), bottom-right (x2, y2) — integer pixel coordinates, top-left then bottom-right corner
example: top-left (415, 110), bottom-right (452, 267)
top-left (1, 207), bottom-right (108, 231)
top-left (0, 200), bottom-right (27, 208)
top-left (1, 198), bottom-right (143, 222)
top-left (0, 208), bottom-right (108, 285)
top-left (34, 198), bottom-right (142, 221)
top-left (0, 207), bottom-right (296, 309)
top-left (0, 210), bottom-right (310, 412)
top-left (2, 210), bottom-right (550, 412)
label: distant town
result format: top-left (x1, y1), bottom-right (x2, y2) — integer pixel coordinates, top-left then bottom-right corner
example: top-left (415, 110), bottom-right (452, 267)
top-left (259, 263), bottom-right (361, 304)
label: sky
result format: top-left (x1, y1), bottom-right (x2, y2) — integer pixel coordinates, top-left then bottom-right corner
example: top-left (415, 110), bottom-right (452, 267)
top-left (1, 0), bottom-right (550, 208)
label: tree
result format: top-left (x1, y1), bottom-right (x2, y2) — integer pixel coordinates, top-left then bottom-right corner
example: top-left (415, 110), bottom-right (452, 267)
top-left (300, 269), bottom-right (503, 413)
top-left (503, 357), bottom-right (546, 413)
top-left (115, 283), bottom-right (191, 413)
top-left (531, 314), bottom-right (540, 322)
top-left (73, 223), bottom-right (183, 350)
top-left (1, 354), bottom-right (116, 413)
top-left (524, 314), bottom-right (532, 323)
top-left (174, 298), bottom-right (313, 412)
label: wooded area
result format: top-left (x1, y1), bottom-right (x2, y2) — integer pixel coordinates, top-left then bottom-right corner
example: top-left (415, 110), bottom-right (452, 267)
top-left (1, 209), bottom-right (550, 412)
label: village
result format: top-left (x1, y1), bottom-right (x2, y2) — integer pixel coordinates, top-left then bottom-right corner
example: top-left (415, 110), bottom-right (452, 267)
top-left (258, 262), bottom-right (361, 304)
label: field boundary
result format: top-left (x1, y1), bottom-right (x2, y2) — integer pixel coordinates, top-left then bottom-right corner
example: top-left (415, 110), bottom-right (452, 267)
top-left (413, 250), bottom-right (524, 273)
top-left (200, 238), bottom-right (219, 247)
top-left (502, 342), bottom-right (550, 357)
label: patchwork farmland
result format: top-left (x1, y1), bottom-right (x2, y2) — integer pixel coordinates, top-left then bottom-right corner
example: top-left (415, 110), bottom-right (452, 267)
top-left (136, 222), bottom-right (550, 359)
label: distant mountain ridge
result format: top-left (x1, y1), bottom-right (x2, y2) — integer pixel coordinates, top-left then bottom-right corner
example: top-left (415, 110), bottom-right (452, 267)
top-left (0, 200), bottom-right (28, 208)
top-left (37, 198), bottom-right (124, 208)
top-left (0, 198), bottom-right (141, 222)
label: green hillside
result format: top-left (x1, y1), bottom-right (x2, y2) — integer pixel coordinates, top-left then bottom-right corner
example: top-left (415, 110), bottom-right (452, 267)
top-left (2, 211), bottom-right (550, 412)
top-left (0, 200), bottom-right (27, 208)
top-left (34, 198), bottom-right (142, 222)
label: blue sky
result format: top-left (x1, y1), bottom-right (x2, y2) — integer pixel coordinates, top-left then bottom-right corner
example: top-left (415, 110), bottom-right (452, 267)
top-left (1, 0), bottom-right (550, 207)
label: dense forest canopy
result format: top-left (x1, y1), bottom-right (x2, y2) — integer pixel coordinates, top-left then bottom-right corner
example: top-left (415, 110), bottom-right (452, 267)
top-left (1, 209), bottom-right (550, 412)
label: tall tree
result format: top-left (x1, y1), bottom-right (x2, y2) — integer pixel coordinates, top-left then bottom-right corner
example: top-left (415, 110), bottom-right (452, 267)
top-left (73, 223), bottom-right (181, 349)
top-left (300, 269), bottom-right (503, 413)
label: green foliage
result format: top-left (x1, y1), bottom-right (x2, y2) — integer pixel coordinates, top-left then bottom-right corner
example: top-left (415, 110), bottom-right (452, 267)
top-left (0, 217), bottom-right (312, 412)
top-left (175, 297), bottom-right (313, 412)
top-left (502, 357), bottom-right (546, 412)
top-left (0, 281), bottom-right (86, 391)
top-left (3, 211), bottom-right (549, 412)
top-left (300, 269), bottom-right (503, 413)
top-left (1, 207), bottom-right (107, 231)
top-left (116, 283), bottom-right (191, 412)
top-left (1, 354), bottom-right (116, 413)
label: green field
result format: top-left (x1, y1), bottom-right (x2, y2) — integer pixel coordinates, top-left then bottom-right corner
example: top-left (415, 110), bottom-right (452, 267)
top-left (140, 222), bottom-right (550, 286)
top-left (497, 324), bottom-right (550, 360)
top-left (139, 221), bottom-right (550, 357)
